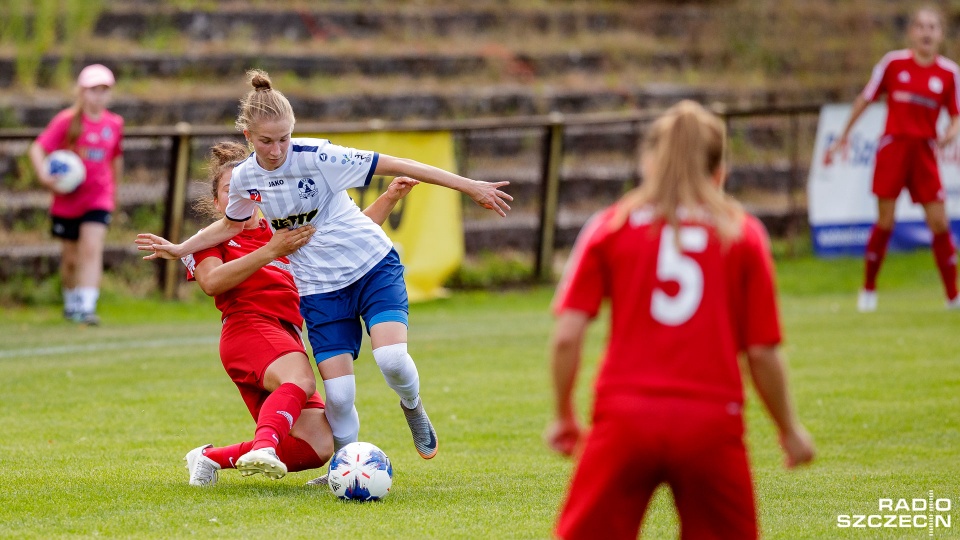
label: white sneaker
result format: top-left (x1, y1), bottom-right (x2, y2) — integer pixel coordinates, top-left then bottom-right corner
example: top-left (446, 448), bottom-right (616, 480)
top-left (236, 447), bottom-right (287, 480)
top-left (857, 289), bottom-right (878, 312)
top-left (948, 296), bottom-right (960, 310)
top-left (184, 444), bottom-right (220, 487)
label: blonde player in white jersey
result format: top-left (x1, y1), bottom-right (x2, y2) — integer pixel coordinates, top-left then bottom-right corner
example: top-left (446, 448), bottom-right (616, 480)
top-left (138, 69), bottom-right (512, 470)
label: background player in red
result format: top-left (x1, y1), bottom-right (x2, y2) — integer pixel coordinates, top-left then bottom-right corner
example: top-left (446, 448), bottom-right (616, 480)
top-left (141, 142), bottom-right (417, 485)
top-left (27, 64), bottom-right (124, 325)
top-left (546, 100), bottom-right (815, 539)
top-left (830, 6), bottom-right (960, 312)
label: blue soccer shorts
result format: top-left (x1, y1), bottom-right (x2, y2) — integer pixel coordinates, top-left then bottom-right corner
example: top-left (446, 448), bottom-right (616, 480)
top-left (300, 248), bottom-right (409, 363)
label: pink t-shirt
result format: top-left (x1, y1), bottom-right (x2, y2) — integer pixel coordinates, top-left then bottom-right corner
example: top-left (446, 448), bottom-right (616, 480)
top-left (36, 108), bottom-right (124, 218)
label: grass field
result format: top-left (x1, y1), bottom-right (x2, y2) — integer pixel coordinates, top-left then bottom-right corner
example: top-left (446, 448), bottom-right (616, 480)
top-left (2, 250), bottom-right (959, 539)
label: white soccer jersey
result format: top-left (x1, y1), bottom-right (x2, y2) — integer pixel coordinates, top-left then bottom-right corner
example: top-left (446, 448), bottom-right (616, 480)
top-left (224, 137), bottom-right (392, 296)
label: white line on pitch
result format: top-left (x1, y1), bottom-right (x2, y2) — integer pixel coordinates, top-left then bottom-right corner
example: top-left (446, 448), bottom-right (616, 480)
top-left (0, 336), bottom-right (218, 359)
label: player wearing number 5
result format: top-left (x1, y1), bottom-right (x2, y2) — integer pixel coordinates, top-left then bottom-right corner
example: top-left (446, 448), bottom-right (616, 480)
top-left (830, 7), bottom-right (960, 311)
top-left (547, 101), bottom-right (814, 539)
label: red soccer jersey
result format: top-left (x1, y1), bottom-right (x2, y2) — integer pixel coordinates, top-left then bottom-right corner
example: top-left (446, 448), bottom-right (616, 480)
top-left (553, 207), bottom-right (782, 405)
top-left (862, 49), bottom-right (960, 139)
top-left (183, 219), bottom-right (302, 326)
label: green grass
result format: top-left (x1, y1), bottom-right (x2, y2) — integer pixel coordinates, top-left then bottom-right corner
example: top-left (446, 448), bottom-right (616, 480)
top-left (1, 250), bottom-right (959, 538)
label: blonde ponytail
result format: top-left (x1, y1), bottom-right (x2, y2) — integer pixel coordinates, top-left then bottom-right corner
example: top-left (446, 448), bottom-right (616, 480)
top-left (612, 100), bottom-right (743, 243)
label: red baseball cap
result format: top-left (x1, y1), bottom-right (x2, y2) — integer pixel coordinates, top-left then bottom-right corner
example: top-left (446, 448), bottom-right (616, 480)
top-left (77, 64), bottom-right (115, 88)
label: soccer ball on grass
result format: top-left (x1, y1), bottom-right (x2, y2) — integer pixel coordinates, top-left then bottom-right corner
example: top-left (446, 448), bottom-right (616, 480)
top-left (327, 442), bottom-right (393, 501)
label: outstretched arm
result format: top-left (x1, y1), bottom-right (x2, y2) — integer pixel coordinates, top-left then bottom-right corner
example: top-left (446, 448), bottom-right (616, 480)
top-left (136, 217), bottom-right (245, 260)
top-left (746, 345), bottom-right (815, 469)
top-left (362, 176), bottom-right (419, 226)
top-left (545, 310), bottom-right (591, 457)
top-left (828, 95), bottom-right (871, 155)
top-left (375, 154), bottom-right (512, 217)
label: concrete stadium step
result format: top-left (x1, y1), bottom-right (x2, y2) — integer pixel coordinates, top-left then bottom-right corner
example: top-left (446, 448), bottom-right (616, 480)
top-left (93, 5), bottom-right (695, 42)
top-left (8, 83), bottom-right (834, 128)
top-left (0, 51), bottom-right (613, 89)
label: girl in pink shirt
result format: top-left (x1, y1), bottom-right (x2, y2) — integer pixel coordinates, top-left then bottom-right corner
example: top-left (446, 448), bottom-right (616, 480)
top-left (28, 64), bottom-right (124, 325)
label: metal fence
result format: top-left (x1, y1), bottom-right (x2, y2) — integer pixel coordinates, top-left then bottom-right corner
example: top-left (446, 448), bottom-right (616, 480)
top-left (0, 103), bottom-right (822, 297)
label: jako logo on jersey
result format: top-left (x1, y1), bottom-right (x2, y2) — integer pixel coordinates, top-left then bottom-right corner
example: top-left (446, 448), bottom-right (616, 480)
top-left (898, 70), bottom-right (910, 83)
top-left (268, 179), bottom-right (284, 187)
top-left (318, 153), bottom-right (328, 162)
top-left (271, 209), bottom-right (318, 229)
top-left (298, 178), bottom-right (318, 199)
top-left (248, 189), bottom-right (262, 202)
top-left (929, 76), bottom-right (944, 94)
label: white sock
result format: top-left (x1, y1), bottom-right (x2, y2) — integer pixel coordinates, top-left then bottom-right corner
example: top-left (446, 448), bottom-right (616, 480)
top-left (76, 287), bottom-right (99, 314)
top-left (322, 375), bottom-right (359, 451)
top-left (63, 288), bottom-right (79, 313)
top-left (373, 343), bottom-right (420, 409)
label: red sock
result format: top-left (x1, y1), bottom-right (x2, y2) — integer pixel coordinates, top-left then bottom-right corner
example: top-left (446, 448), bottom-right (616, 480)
top-left (276, 436), bottom-right (326, 472)
top-left (932, 232), bottom-right (959, 301)
top-left (203, 441), bottom-right (254, 469)
top-left (253, 383), bottom-right (308, 451)
top-left (864, 226), bottom-right (893, 291)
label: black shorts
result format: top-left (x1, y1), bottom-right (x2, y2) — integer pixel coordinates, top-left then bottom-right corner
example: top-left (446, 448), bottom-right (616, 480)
top-left (51, 210), bottom-right (112, 241)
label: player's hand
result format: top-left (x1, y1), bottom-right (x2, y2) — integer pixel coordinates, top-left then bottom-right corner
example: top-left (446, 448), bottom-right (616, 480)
top-left (780, 424), bottom-right (815, 469)
top-left (468, 180), bottom-right (512, 217)
top-left (36, 173), bottom-right (58, 193)
top-left (266, 225), bottom-right (315, 258)
top-left (826, 136), bottom-right (848, 161)
top-left (135, 233), bottom-right (182, 260)
top-left (545, 416), bottom-right (582, 457)
top-left (937, 132), bottom-right (958, 149)
top-left (384, 176), bottom-right (419, 202)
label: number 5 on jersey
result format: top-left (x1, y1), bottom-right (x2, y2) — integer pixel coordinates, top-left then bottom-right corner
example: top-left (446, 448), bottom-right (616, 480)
top-left (652, 226), bottom-right (708, 326)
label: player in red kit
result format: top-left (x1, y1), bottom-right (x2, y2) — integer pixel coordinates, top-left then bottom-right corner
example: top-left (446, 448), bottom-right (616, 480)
top-left (547, 101), bottom-right (815, 539)
top-left (139, 142), bottom-right (416, 486)
top-left (831, 6), bottom-right (960, 311)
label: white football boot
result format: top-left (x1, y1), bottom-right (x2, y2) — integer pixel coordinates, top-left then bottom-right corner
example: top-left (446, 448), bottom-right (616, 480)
top-left (236, 447), bottom-right (287, 480)
top-left (184, 444), bottom-right (220, 487)
top-left (857, 289), bottom-right (877, 313)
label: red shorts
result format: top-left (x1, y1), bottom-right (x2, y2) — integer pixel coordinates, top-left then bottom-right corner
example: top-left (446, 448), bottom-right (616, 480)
top-left (220, 312), bottom-right (324, 420)
top-left (873, 135), bottom-right (945, 203)
top-left (556, 396), bottom-right (756, 540)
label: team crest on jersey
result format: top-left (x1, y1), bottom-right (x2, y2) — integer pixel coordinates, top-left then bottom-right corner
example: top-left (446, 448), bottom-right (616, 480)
top-left (929, 76), bottom-right (944, 94)
top-left (298, 178), bottom-right (318, 199)
top-left (248, 189), bottom-right (262, 202)
top-left (898, 71), bottom-right (911, 83)
top-left (101, 126), bottom-right (113, 140)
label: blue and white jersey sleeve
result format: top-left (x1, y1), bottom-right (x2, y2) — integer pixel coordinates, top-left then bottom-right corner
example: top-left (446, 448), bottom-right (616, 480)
top-left (314, 140), bottom-right (379, 192)
top-left (224, 156), bottom-right (259, 222)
